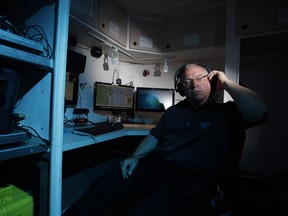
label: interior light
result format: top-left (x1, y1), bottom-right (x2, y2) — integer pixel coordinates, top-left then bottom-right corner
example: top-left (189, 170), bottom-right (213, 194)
top-left (111, 47), bottom-right (119, 65)
top-left (163, 58), bottom-right (168, 72)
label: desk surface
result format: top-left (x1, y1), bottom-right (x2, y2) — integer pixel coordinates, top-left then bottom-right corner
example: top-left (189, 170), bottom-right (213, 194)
top-left (63, 124), bottom-right (154, 151)
top-left (0, 124), bottom-right (154, 161)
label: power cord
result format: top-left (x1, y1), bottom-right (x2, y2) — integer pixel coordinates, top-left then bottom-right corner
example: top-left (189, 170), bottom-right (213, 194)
top-left (15, 125), bottom-right (51, 150)
top-left (22, 24), bottom-right (53, 58)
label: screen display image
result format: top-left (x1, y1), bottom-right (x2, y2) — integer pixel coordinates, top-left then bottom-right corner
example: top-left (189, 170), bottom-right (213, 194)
top-left (135, 87), bottom-right (175, 112)
top-left (94, 82), bottom-right (134, 112)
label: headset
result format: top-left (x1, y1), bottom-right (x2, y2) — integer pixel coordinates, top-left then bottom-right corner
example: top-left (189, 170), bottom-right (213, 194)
top-left (174, 63), bottom-right (216, 97)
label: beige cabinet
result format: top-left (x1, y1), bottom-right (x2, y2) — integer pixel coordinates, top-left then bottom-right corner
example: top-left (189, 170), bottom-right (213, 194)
top-left (163, 7), bottom-right (225, 52)
top-left (129, 17), bottom-right (163, 53)
top-left (70, 0), bottom-right (99, 28)
top-left (236, 0), bottom-right (288, 35)
top-left (98, 0), bottom-right (127, 46)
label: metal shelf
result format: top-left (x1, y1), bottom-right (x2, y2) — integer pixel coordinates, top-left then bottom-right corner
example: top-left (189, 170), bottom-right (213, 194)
top-left (0, 44), bottom-right (53, 69)
top-left (0, 28), bottom-right (53, 69)
top-left (0, 134), bottom-right (47, 161)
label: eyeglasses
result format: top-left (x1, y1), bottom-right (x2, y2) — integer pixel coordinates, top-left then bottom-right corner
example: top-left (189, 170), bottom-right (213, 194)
top-left (182, 75), bottom-right (208, 87)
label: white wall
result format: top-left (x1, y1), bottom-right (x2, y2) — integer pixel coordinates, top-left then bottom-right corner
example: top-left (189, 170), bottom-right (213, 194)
top-left (65, 44), bottom-right (178, 123)
top-left (65, 44), bottom-right (225, 124)
top-left (65, 44), bottom-right (225, 123)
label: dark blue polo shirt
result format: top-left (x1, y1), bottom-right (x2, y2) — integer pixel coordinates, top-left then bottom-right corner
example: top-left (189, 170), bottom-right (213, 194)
top-left (150, 99), bottom-right (252, 171)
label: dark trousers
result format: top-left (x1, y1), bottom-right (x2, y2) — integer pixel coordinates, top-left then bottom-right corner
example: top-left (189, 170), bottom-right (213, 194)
top-left (63, 156), bottom-right (216, 216)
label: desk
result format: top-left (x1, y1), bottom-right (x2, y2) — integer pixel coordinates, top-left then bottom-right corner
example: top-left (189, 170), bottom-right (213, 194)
top-left (61, 124), bottom-right (154, 212)
top-left (63, 124), bottom-right (154, 151)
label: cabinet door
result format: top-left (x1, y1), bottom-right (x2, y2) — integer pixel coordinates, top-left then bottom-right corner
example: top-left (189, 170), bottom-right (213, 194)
top-left (70, 0), bottom-right (99, 29)
top-left (163, 7), bottom-right (225, 52)
top-left (236, 0), bottom-right (288, 35)
top-left (129, 17), bottom-right (162, 53)
top-left (98, 0), bottom-right (127, 46)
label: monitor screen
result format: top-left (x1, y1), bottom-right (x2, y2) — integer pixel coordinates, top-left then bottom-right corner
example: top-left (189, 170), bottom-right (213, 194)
top-left (135, 87), bottom-right (175, 112)
top-left (94, 82), bottom-right (134, 114)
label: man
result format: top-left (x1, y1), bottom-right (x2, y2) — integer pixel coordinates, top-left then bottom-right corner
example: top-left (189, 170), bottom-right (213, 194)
top-left (64, 63), bottom-right (269, 216)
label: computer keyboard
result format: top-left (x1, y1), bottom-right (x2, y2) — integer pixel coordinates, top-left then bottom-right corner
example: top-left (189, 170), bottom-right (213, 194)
top-left (74, 122), bottom-right (124, 136)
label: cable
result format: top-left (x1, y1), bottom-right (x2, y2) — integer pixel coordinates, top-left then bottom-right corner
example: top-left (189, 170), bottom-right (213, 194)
top-left (22, 25), bottom-right (53, 58)
top-left (16, 125), bottom-right (51, 150)
top-left (64, 115), bottom-right (75, 127)
top-left (135, 111), bottom-right (146, 124)
top-left (76, 90), bottom-right (83, 109)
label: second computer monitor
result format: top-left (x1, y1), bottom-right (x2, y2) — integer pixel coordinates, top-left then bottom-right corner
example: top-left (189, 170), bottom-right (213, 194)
top-left (135, 87), bottom-right (175, 112)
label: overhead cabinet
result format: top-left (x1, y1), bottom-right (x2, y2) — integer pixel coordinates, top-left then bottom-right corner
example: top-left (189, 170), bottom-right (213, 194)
top-left (236, 0), bottom-right (288, 35)
top-left (129, 17), bottom-right (163, 53)
top-left (98, 0), bottom-right (127, 46)
top-left (68, 1), bottom-right (226, 63)
top-left (163, 6), bottom-right (226, 52)
top-left (70, 0), bottom-right (99, 29)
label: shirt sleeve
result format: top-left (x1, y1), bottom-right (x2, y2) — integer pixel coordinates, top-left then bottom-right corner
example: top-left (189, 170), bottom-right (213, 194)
top-left (150, 106), bottom-right (174, 143)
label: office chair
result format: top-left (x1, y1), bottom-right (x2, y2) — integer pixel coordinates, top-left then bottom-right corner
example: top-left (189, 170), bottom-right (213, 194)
top-left (118, 143), bottom-right (244, 216)
top-left (185, 129), bottom-right (246, 216)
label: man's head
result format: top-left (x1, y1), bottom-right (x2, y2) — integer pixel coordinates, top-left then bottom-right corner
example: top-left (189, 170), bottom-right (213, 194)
top-left (175, 64), bottom-right (212, 108)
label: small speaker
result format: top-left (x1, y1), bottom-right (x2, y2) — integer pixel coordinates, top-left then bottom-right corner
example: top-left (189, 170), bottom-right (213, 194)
top-left (66, 49), bottom-right (86, 74)
top-left (90, 47), bottom-right (102, 58)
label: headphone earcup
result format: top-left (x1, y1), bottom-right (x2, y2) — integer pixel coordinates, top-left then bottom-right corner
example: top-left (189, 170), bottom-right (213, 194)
top-left (174, 64), bottom-right (186, 96)
top-left (176, 82), bottom-right (184, 96)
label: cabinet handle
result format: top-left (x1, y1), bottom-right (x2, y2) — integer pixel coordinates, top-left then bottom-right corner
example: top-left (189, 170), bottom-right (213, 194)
top-left (133, 42), bottom-right (137, 46)
top-left (102, 23), bottom-right (105, 28)
top-left (166, 44), bottom-right (170, 49)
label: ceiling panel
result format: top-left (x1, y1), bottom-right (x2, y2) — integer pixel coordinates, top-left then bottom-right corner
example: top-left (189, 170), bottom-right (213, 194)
top-left (115, 0), bottom-right (225, 20)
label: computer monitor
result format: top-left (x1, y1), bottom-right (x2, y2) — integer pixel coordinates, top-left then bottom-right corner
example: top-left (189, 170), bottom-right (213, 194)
top-left (94, 82), bottom-right (135, 117)
top-left (135, 87), bottom-right (175, 112)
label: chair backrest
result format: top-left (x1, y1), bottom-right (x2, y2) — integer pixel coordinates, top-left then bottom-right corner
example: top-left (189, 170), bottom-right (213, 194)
top-left (191, 125), bottom-right (247, 215)
top-left (225, 124), bottom-right (246, 174)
